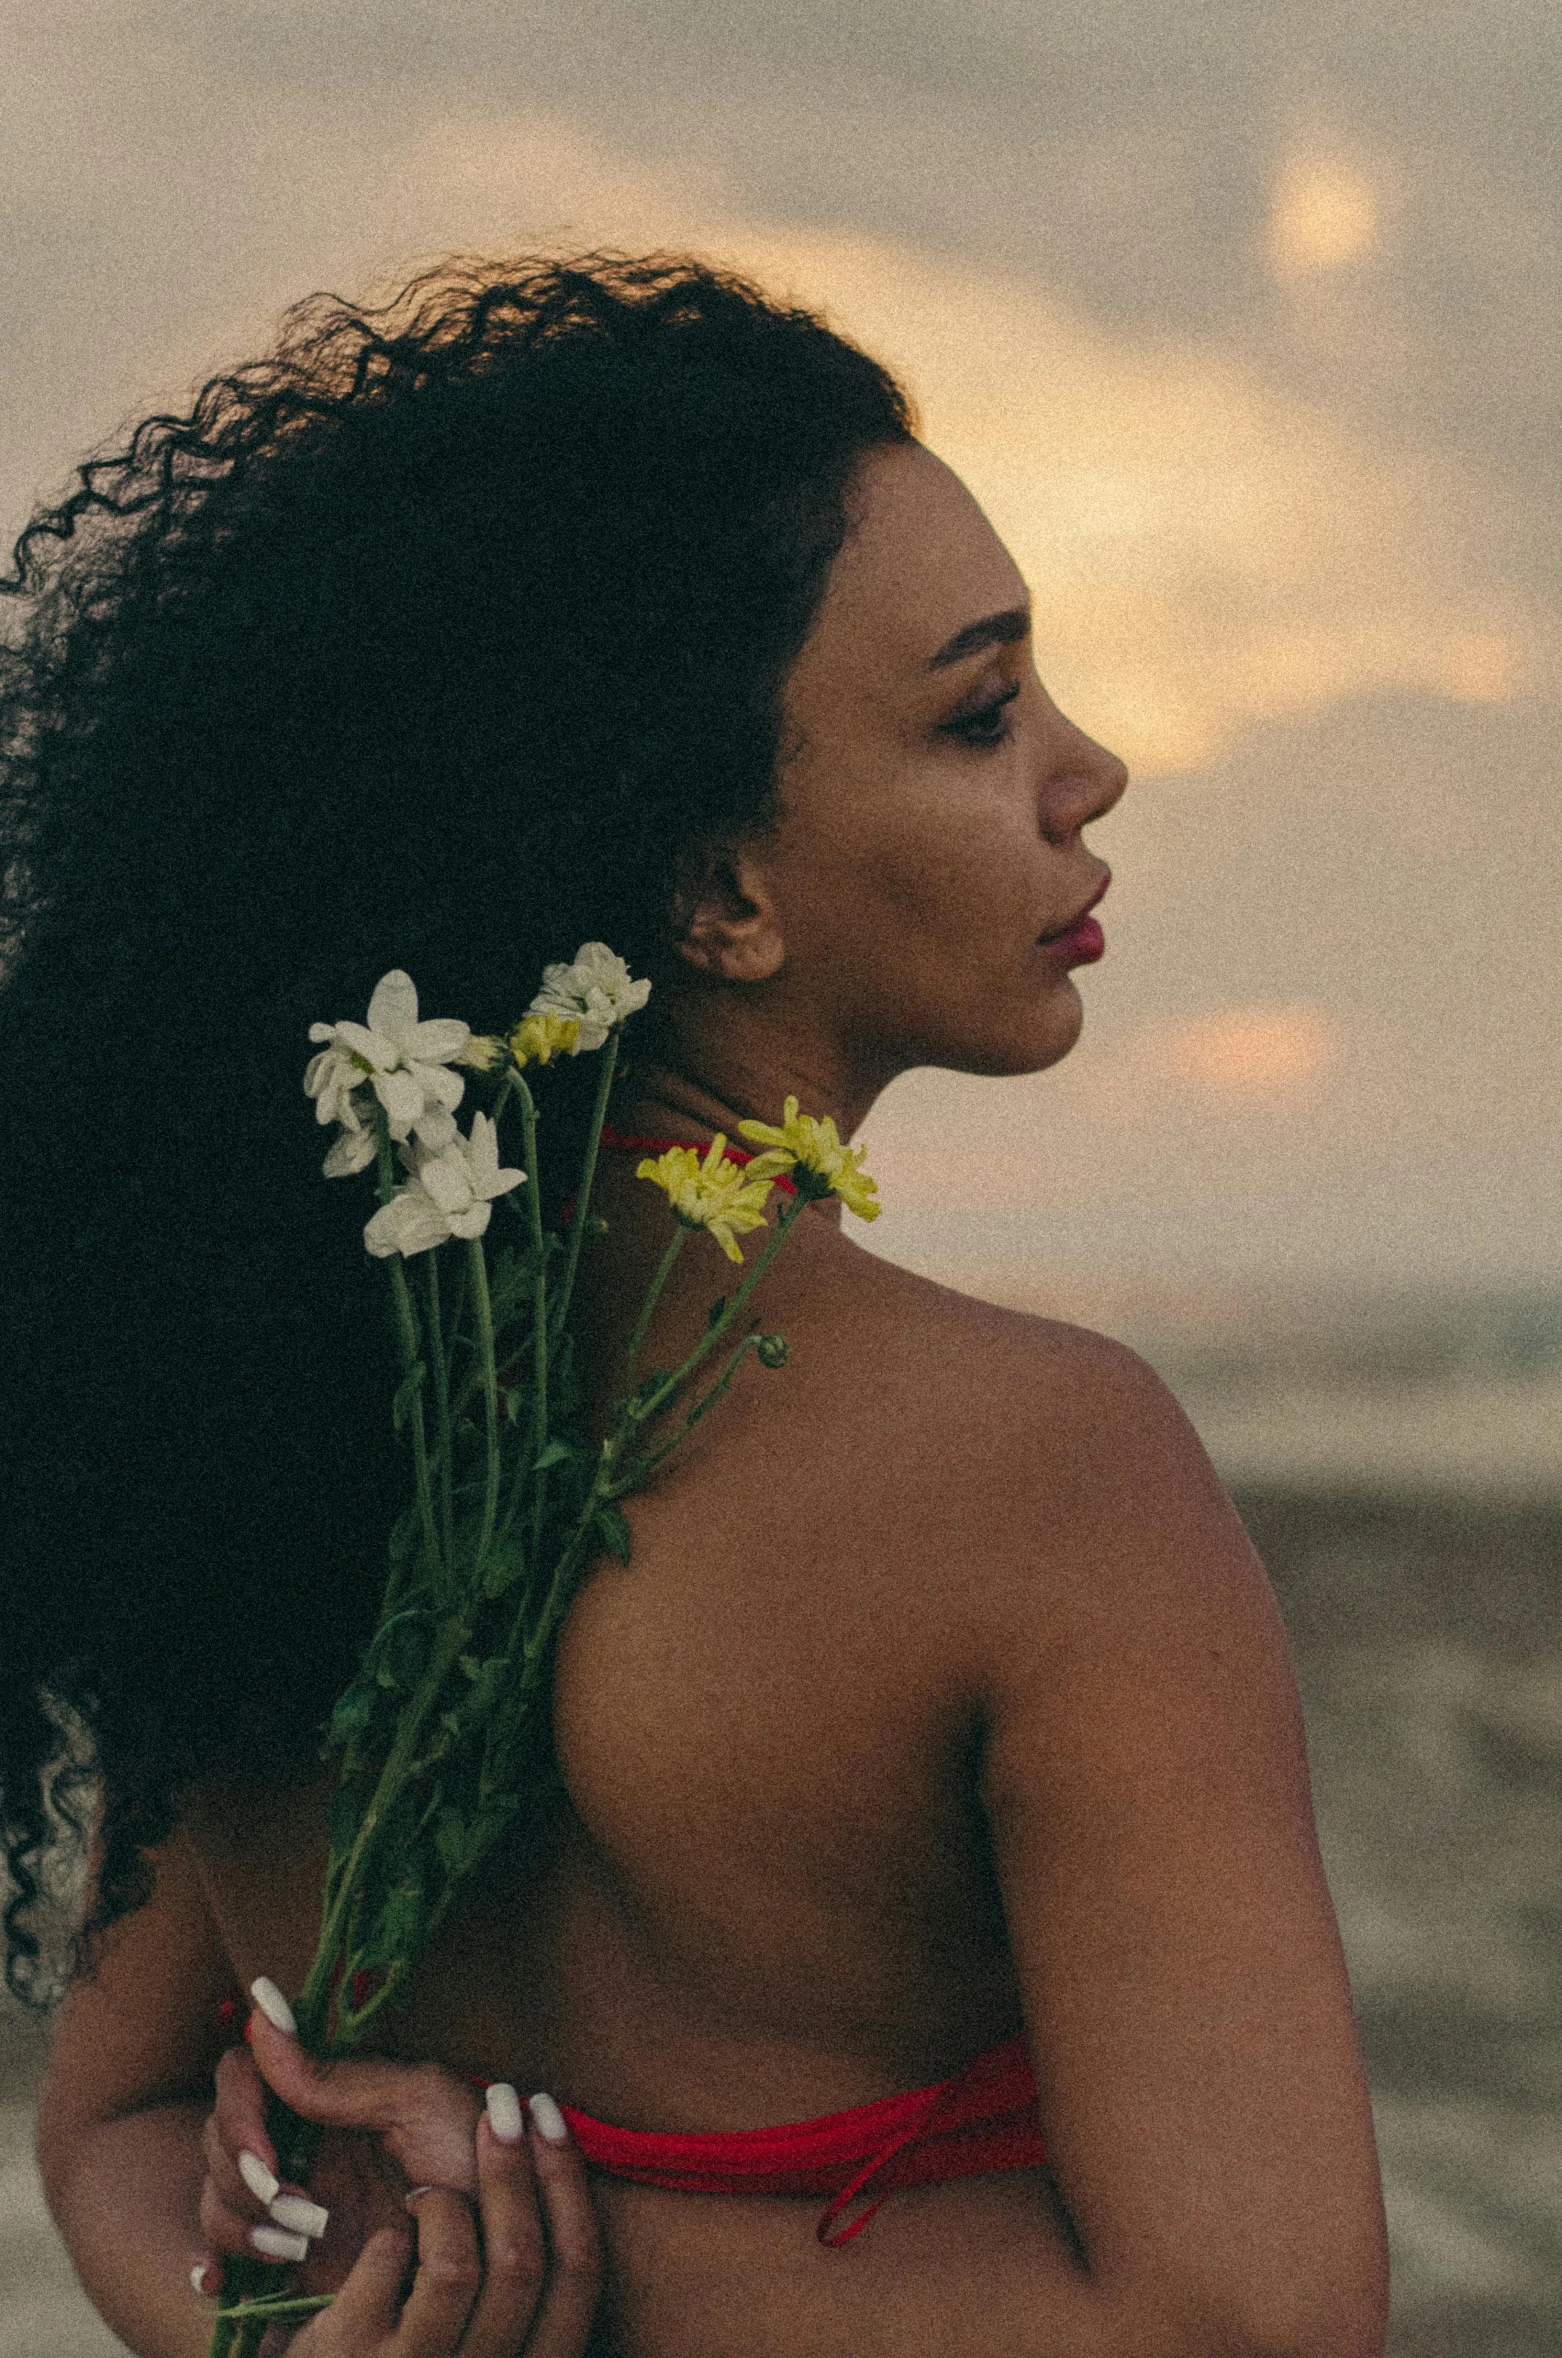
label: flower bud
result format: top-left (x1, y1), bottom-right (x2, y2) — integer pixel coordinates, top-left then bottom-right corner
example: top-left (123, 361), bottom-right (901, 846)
top-left (756, 1332), bottom-right (790, 1369)
top-left (456, 1034), bottom-right (506, 1072)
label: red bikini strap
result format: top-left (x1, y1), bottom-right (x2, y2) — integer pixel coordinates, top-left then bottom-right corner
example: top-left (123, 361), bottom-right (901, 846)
top-left (599, 1126), bottom-right (797, 1194)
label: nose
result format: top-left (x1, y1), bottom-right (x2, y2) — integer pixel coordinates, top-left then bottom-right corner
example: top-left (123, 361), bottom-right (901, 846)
top-left (1037, 700), bottom-right (1128, 842)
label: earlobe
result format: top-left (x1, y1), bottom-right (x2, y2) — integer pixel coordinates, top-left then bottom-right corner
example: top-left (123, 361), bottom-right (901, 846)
top-left (674, 848), bottom-right (786, 984)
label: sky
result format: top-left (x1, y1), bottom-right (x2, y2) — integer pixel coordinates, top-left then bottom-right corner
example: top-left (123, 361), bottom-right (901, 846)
top-left (4, 0), bottom-right (1559, 1296)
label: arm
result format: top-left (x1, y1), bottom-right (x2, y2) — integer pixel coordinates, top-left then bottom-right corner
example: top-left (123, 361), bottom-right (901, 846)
top-left (37, 1823), bottom-right (603, 2358)
top-left (977, 1335), bottom-right (1387, 2358)
top-left (36, 1822), bottom-right (240, 2358)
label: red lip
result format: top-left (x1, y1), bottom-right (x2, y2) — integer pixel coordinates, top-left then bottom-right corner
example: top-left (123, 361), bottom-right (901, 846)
top-left (1038, 871), bottom-right (1110, 965)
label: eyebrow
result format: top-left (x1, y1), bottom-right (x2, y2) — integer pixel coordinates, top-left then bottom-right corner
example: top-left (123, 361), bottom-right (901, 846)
top-left (925, 604), bottom-right (1032, 671)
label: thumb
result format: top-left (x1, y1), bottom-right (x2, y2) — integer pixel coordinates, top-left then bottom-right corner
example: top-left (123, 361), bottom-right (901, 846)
top-left (248, 2011), bottom-right (415, 2132)
top-left (248, 2011), bottom-right (482, 2191)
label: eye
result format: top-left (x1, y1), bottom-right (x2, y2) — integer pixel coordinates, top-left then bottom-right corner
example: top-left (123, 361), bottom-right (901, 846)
top-left (942, 681), bottom-right (1021, 748)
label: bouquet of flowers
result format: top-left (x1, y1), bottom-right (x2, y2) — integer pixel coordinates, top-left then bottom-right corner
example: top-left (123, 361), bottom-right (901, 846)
top-left (210, 946), bottom-right (879, 2356)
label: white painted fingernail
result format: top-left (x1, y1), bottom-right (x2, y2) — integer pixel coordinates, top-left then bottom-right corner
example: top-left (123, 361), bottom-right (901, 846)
top-left (270, 2193), bottom-right (329, 2239)
top-left (190, 2260), bottom-right (215, 2296)
top-left (528, 2091), bottom-right (568, 2144)
top-left (404, 2184), bottom-right (435, 2201)
top-left (249, 1977), bottom-right (297, 2035)
top-left (485, 2082), bottom-right (524, 2143)
top-left (250, 2224), bottom-right (310, 2263)
top-left (238, 2150), bottom-right (279, 2205)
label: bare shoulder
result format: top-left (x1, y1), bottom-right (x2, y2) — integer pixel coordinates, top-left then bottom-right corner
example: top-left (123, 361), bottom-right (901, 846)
top-left (800, 1231), bottom-right (1284, 1662)
top-left (810, 1229), bottom-right (1225, 1495)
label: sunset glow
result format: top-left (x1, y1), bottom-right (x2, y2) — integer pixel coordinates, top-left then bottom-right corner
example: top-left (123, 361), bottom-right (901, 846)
top-left (1268, 154), bottom-right (1381, 281)
top-left (1163, 1006), bottom-right (1337, 1097)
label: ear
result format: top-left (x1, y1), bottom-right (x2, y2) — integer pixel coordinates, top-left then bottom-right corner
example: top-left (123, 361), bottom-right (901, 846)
top-left (672, 843), bottom-right (786, 984)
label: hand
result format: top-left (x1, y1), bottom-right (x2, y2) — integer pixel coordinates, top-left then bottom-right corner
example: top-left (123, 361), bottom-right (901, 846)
top-left (198, 2017), bottom-right (486, 2280)
top-left (283, 2111), bottom-right (601, 2358)
top-left (193, 2008), bottom-right (601, 2352)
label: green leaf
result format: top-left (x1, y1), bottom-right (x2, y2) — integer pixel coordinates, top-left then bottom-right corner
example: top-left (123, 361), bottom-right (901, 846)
top-left (392, 1362), bottom-right (427, 1433)
top-left (434, 1806), bottom-right (469, 1878)
top-left (467, 1655), bottom-right (512, 1718)
top-left (465, 1793), bottom-right (522, 1871)
top-left (327, 1783), bottom-right (364, 1860)
top-left (533, 1438), bottom-right (572, 1473)
top-left (593, 1501), bottom-right (632, 1565)
top-left (707, 1295), bottom-right (728, 1327)
top-left (387, 1504), bottom-right (421, 1566)
top-left (481, 1540), bottom-right (528, 1600)
top-left (328, 1685), bottom-right (375, 1745)
top-left (369, 1610), bottom-right (432, 1693)
top-left (363, 1883), bottom-right (427, 1965)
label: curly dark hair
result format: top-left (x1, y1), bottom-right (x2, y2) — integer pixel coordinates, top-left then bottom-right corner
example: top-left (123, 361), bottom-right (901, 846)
top-left (0, 249), bottom-right (914, 2002)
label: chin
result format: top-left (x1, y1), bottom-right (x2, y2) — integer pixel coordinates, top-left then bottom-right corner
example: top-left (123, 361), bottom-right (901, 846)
top-left (930, 990), bottom-right (1086, 1080)
top-left (1003, 983), bottom-right (1088, 1074)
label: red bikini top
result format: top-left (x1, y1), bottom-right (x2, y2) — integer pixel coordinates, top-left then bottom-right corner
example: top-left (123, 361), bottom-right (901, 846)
top-left (598, 1125), bottom-right (798, 1194)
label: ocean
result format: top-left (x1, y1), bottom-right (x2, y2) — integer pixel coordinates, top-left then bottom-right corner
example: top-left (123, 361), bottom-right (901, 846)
top-left (3, 1283), bottom-right (1559, 2354)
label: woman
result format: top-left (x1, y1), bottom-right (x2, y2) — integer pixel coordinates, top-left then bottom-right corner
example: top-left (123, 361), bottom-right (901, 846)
top-left (0, 253), bottom-right (1388, 2355)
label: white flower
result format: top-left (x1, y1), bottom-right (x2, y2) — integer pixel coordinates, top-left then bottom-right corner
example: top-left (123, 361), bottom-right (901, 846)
top-left (362, 1112), bottom-right (524, 1259)
top-left (527, 942), bottom-right (651, 1052)
top-left (306, 970), bottom-right (471, 1171)
top-left (322, 1121), bottom-right (379, 1179)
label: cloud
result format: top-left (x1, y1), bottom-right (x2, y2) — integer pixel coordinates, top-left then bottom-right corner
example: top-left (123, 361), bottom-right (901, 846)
top-left (257, 107), bottom-right (1554, 781)
top-left (1267, 153), bottom-right (1382, 282)
top-left (4, 59), bottom-right (1555, 1286)
top-left (689, 217), bottom-right (1552, 775)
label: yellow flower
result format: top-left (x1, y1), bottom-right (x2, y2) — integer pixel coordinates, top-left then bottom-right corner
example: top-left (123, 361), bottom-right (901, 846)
top-left (737, 1097), bottom-right (881, 1221)
top-left (635, 1135), bottom-right (776, 1264)
top-left (507, 1012), bottom-right (582, 1069)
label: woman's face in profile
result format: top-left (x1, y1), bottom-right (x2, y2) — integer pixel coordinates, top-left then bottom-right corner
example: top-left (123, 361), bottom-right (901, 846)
top-left (764, 440), bottom-right (1128, 1084)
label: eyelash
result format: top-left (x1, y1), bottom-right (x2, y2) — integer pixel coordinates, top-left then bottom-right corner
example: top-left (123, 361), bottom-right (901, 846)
top-left (943, 681), bottom-right (1021, 748)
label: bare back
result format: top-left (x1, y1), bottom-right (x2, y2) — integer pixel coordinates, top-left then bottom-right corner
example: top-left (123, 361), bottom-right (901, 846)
top-left (182, 1196), bottom-right (1119, 2349)
top-left (104, 1172), bottom-right (1382, 2356)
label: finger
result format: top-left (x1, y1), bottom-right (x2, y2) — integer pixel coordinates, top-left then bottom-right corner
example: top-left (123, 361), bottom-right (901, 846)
top-left (456, 2100), bottom-right (545, 2358)
top-left (518, 2094), bottom-right (603, 2358)
top-left (392, 2188), bottom-right (481, 2354)
top-left (188, 2255), bottom-right (221, 2301)
top-left (214, 2041), bottom-right (277, 2185)
top-left (202, 2103), bottom-right (332, 2250)
top-left (203, 2103), bottom-right (271, 2223)
top-left (291, 2224), bottom-right (411, 2352)
top-left (199, 2178), bottom-right (297, 2263)
top-left (249, 2016), bottom-right (480, 2193)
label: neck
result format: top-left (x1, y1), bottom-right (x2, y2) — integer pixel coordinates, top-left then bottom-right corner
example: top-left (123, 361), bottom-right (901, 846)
top-left (623, 1001), bottom-right (893, 1153)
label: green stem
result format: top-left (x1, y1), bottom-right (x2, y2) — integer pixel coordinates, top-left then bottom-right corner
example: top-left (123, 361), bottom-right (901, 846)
top-left (376, 1124), bottom-right (442, 1592)
top-left (551, 1028), bottom-right (621, 1345)
top-left (610, 1325), bottom-right (760, 1494)
top-left (505, 1465), bottom-right (607, 1666)
top-left (217, 2295), bottom-right (335, 2325)
top-left (517, 1084), bottom-right (550, 1566)
top-left (490, 1066), bottom-right (519, 1130)
top-left (425, 1251), bottom-right (454, 1562)
top-left (624, 1228), bottom-right (687, 1390)
top-left (467, 1237), bottom-right (502, 1588)
top-left (631, 1199), bottom-right (801, 1429)
top-left (328, 1956), bottom-right (408, 2050)
top-left (299, 1613), bottom-right (473, 2037)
